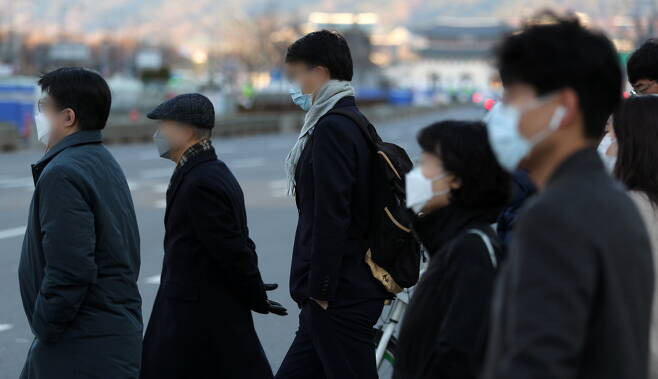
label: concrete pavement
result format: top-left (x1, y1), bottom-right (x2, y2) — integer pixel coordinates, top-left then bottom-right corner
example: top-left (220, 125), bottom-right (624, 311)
top-left (0, 105), bottom-right (485, 378)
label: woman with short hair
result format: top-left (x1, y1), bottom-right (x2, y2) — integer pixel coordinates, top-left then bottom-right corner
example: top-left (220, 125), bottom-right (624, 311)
top-left (394, 120), bottom-right (510, 379)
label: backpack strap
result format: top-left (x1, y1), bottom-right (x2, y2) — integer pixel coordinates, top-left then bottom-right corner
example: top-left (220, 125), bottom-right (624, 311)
top-left (466, 228), bottom-right (498, 269)
top-left (322, 108), bottom-right (381, 148)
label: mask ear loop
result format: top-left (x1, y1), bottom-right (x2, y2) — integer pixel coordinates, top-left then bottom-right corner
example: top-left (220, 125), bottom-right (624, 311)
top-left (527, 105), bottom-right (567, 145)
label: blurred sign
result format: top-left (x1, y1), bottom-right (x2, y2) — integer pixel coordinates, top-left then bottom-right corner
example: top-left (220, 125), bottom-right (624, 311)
top-left (0, 85), bottom-right (35, 138)
top-left (136, 49), bottom-right (164, 70)
top-left (49, 43), bottom-right (91, 62)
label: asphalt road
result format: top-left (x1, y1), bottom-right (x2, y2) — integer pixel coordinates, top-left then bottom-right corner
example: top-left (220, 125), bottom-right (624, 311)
top-left (0, 105), bottom-right (484, 378)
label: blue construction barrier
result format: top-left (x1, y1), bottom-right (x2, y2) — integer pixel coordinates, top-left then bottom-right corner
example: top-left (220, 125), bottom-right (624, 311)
top-left (0, 85), bottom-right (35, 139)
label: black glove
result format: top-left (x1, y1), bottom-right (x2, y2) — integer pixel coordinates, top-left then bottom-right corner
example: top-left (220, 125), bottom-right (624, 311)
top-left (263, 283), bottom-right (278, 291)
top-left (253, 299), bottom-right (288, 316)
top-left (266, 300), bottom-right (288, 316)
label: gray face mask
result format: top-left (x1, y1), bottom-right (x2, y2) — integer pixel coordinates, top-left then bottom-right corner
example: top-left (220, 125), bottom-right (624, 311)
top-left (153, 130), bottom-right (172, 159)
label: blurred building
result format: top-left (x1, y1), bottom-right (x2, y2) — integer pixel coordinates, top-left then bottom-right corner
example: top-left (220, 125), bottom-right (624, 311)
top-left (307, 12), bottom-right (382, 90)
top-left (382, 18), bottom-right (511, 104)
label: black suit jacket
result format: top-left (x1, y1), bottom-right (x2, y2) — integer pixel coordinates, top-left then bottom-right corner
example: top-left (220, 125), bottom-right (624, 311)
top-left (141, 147), bottom-right (273, 379)
top-left (483, 147), bottom-right (654, 379)
top-left (290, 96), bottom-right (389, 304)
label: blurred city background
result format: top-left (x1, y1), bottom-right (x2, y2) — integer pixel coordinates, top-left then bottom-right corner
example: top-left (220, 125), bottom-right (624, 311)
top-left (0, 1), bottom-right (655, 378)
top-left (0, 0), bottom-right (653, 149)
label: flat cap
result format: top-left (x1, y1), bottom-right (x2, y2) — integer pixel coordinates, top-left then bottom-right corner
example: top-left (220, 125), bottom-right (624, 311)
top-left (147, 93), bottom-right (215, 129)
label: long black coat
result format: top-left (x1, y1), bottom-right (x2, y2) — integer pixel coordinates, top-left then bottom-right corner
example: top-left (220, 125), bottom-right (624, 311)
top-left (483, 148), bottom-right (654, 379)
top-left (394, 205), bottom-right (503, 379)
top-left (19, 130), bottom-right (142, 379)
top-left (140, 146), bottom-right (273, 379)
top-left (290, 96), bottom-right (389, 305)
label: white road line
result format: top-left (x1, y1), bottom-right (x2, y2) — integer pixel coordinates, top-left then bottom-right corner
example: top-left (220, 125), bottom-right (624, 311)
top-left (154, 199), bottom-right (167, 209)
top-left (140, 167), bottom-right (173, 179)
top-left (267, 141), bottom-right (291, 150)
top-left (0, 176), bottom-right (33, 189)
top-left (228, 158), bottom-right (266, 169)
top-left (0, 226), bottom-right (26, 240)
top-left (268, 179), bottom-right (288, 198)
top-left (138, 151), bottom-right (159, 161)
top-left (215, 145), bottom-right (237, 154)
top-left (152, 183), bottom-right (168, 194)
top-left (144, 275), bottom-right (160, 284)
top-left (0, 324), bottom-right (13, 332)
top-left (127, 181), bottom-right (140, 192)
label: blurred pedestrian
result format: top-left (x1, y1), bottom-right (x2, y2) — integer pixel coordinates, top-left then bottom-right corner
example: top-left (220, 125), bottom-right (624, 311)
top-left (628, 39), bottom-right (658, 96)
top-left (483, 13), bottom-right (654, 379)
top-left (495, 169), bottom-right (535, 249)
top-left (597, 117), bottom-right (617, 172)
top-left (19, 67), bottom-right (142, 378)
top-left (276, 30), bottom-right (390, 379)
top-left (393, 121), bottom-right (510, 379)
top-left (612, 95), bottom-right (658, 378)
top-left (140, 93), bottom-right (286, 379)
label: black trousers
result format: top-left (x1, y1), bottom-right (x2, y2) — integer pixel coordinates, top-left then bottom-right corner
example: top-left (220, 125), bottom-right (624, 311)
top-left (275, 299), bottom-right (384, 379)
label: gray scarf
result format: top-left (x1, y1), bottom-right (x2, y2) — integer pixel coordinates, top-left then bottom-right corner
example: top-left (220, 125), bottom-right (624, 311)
top-left (285, 80), bottom-right (355, 196)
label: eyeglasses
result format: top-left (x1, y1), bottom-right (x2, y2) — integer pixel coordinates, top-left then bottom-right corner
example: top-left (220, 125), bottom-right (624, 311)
top-left (631, 81), bottom-right (657, 96)
top-left (37, 99), bottom-right (50, 113)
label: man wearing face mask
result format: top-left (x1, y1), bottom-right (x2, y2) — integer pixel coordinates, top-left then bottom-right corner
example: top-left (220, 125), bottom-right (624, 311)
top-left (19, 67), bottom-right (142, 379)
top-left (483, 13), bottom-right (654, 379)
top-left (276, 30), bottom-right (390, 379)
top-left (140, 93), bottom-right (286, 379)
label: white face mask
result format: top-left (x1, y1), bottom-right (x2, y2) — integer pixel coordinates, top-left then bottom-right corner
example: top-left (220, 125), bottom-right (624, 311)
top-left (485, 95), bottom-right (566, 172)
top-left (34, 112), bottom-right (52, 146)
top-left (597, 133), bottom-right (617, 173)
top-left (405, 167), bottom-right (449, 214)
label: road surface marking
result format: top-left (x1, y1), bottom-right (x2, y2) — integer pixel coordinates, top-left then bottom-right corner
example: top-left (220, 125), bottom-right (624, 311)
top-left (152, 183), bottom-right (168, 194)
top-left (0, 176), bottom-right (33, 189)
top-left (127, 181), bottom-right (140, 192)
top-left (140, 167), bottom-right (173, 179)
top-left (0, 226), bottom-right (26, 240)
top-left (145, 275), bottom-right (160, 284)
top-left (268, 179), bottom-right (288, 198)
top-left (228, 158), bottom-right (266, 169)
top-left (0, 324), bottom-right (13, 332)
top-left (154, 199), bottom-right (167, 209)
top-left (267, 141), bottom-right (291, 150)
top-left (138, 151), bottom-right (159, 161)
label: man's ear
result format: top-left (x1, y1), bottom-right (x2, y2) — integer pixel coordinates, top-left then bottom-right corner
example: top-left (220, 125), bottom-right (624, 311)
top-left (63, 108), bottom-right (77, 129)
top-left (559, 88), bottom-right (580, 131)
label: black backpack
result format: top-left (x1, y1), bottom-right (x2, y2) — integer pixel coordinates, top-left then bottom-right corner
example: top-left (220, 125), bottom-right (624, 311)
top-left (324, 108), bottom-right (421, 294)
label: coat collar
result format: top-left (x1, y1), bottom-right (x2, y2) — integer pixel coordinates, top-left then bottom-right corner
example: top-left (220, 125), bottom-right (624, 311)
top-left (411, 204), bottom-right (495, 257)
top-left (547, 146), bottom-right (603, 187)
top-left (333, 96), bottom-right (356, 109)
top-left (31, 130), bottom-right (103, 184)
top-left (164, 147), bottom-right (217, 224)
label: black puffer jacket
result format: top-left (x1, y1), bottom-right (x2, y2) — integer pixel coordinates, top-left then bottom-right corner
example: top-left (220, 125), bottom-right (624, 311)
top-left (394, 205), bottom-right (504, 379)
top-left (19, 130), bottom-right (142, 379)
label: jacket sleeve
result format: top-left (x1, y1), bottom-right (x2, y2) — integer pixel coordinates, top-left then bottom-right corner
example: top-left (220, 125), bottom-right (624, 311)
top-left (308, 118), bottom-right (357, 301)
top-left (428, 235), bottom-right (497, 376)
top-left (32, 166), bottom-right (97, 343)
top-left (490, 202), bottom-right (597, 378)
top-left (187, 181), bottom-right (267, 310)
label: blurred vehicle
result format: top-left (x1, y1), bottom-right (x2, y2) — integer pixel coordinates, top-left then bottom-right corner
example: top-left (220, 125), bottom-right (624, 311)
top-left (471, 89), bottom-right (501, 111)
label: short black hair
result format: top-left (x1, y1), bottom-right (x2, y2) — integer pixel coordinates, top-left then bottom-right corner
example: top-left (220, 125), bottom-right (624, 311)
top-left (495, 11), bottom-right (622, 139)
top-left (627, 39), bottom-right (658, 84)
top-left (613, 95), bottom-right (658, 206)
top-left (285, 30), bottom-right (353, 81)
top-left (38, 67), bottom-right (112, 130)
top-left (417, 120), bottom-right (510, 219)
